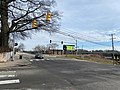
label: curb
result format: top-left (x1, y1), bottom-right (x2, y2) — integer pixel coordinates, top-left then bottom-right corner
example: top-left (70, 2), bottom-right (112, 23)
top-left (0, 53), bottom-right (32, 70)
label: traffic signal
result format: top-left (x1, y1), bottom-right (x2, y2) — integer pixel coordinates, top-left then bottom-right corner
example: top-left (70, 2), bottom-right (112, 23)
top-left (50, 40), bottom-right (52, 43)
top-left (14, 43), bottom-right (18, 46)
top-left (61, 41), bottom-right (63, 44)
top-left (32, 20), bottom-right (37, 28)
top-left (63, 45), bottom-right (66, 50)
top-left (46, 12), bottom-right (51, 21)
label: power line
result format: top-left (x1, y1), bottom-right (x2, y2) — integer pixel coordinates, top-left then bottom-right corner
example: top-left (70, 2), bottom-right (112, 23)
top-left (62, 27), bottom-right (100, 40)
top-left (61, 27), bottom-right (110, 42)
top-left (55, 30), bottom-right (110, 47)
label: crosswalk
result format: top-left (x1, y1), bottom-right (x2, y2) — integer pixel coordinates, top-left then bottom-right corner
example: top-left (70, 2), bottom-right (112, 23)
top-left (30, 59), bottom-right (46, 62)
top-left (29, 58), bottom-right (70, 62)
top-left (30, 58), bottom-right (73, 62)
top-left (0, 71), bottom-right (20, 85)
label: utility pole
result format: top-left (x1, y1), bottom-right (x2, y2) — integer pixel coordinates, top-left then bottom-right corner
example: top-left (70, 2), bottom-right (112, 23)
top-left (82, 45), bottom-right (84, 50)
top-left (76, 40), bottom-right (77, 55)
top-left (110, 34), bottom-right (115, 65)
top-left (81, 45), bottom-right (84, 54)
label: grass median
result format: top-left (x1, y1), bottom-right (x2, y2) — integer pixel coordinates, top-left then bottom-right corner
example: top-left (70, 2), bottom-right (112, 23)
top-left (65, 54), bottom-right (113, 65)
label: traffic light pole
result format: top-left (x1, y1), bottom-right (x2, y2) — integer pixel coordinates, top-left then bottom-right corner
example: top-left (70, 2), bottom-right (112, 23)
top-left (12, 33), bottom-right (15, 61)
top-left (76, 40), bottom-right (78, 55)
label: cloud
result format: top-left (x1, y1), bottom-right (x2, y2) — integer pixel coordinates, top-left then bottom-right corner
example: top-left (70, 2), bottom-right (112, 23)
top-left (19, 0), bottom-right (120, 50)
top-left (56, 0), bottom-right (120, 31)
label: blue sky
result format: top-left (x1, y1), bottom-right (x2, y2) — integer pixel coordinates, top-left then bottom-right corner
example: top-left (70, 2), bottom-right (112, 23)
top-left (19, 0), bottom-right (120, 51)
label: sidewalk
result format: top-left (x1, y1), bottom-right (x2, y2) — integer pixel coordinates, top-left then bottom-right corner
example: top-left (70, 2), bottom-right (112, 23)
top-left (0, 52), bottom-right (32, 70)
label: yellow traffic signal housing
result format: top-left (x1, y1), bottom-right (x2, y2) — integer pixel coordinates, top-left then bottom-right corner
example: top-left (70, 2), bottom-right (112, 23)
top-left (32, 20), bottom-right (37, 28)
top-left (46, 12), bottom-right (51, 21)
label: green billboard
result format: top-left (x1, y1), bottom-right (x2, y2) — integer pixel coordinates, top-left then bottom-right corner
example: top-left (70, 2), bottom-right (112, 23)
top-left (66, 45), bottom-right (75, 51)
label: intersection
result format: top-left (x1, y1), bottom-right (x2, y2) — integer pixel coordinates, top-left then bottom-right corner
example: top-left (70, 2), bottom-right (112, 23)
top-left (0, 53), bottom-right (120, 90)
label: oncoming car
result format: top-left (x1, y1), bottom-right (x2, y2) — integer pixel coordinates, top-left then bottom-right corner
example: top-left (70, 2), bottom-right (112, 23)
top-left (35, 53), bottom-right (44, 59)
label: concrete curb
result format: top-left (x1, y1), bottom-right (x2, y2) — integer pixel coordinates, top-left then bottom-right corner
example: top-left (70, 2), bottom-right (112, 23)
top-left (0, 52), bottom-right (32, 70)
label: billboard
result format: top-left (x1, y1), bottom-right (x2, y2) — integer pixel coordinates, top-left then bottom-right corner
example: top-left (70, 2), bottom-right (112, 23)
top-left (66, 45), bottom-right (75, 51)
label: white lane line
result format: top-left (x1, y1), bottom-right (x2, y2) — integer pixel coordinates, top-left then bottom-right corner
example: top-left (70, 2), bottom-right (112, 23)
top-left (51, 56), bottom-right (57, 57)
top-left (0, 79), bottom-right (20, 85)
top-left (30, 60), bottom-right (33, 62)
top-left (36, 59), bottom-right (44, 61)
top-left (35, 59), bottom-right (40, 61)
top-left (8, 71), bottom-right (16, 73)
top-left (0, 75), bottom-right (16, 78)
top-left (30, 59), bottom-right (45, 62)
top-left (0, 71), bottom-right (16, 73)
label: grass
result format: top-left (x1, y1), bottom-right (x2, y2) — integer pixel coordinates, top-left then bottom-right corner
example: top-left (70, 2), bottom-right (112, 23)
top-left (65, 54), bottom-right (113, 65)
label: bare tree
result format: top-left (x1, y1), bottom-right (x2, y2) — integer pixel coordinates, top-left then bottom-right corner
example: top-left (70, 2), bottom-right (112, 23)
top-left (33, 45), bottom-right (46, 52)
top-left (18, 43), bottom-right (25, 51)
top-left (47, 43), bottom-right (59, 49)
top-left (0, 0), bottom-right (61, 48)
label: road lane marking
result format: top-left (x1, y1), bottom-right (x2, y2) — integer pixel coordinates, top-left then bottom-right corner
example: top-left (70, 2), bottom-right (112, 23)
top-left (50, 56), bottom-right (57, 57)
top-left (8, 71), bottom-right (16, 73)
top-left (36, 59), bottom-right (40, 61)
top-left (0, 71), bottom-right (16, 73)
top-left (30, 60), bottom-right (33, 62)
top-left (30, 59), bottom-right (44, 62)
top-left (0, 75), bottom-right (16, 78)
top-left (0, 79), bottom-right (20, 85)
top-left (0, 70), bottom-right (20, 85)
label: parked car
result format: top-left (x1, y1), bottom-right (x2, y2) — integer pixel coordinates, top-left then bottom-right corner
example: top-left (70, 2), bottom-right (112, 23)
top-left (35, 53), bottom-right (44, 59)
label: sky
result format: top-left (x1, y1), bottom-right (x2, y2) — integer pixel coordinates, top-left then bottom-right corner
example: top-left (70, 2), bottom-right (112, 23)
top-left (19, 0), bottom-right (120, 51)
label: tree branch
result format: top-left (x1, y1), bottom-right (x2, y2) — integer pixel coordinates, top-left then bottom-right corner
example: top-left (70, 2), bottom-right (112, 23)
top-left (11, 3), bottom-right (42, 22)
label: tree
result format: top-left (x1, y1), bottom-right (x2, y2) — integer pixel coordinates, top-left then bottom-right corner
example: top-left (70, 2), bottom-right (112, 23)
top-left (47, 43), bottom-right (58, 49)
top-left (18, 43), bottom-right (25, 51)
top-left (33, 45), bottom-right (46, 53)
top-left (0, 0), bottom-right (60, 48)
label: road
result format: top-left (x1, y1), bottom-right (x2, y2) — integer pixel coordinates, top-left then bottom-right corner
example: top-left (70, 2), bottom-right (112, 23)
top-left (1, 54), bottom-right (120, 90)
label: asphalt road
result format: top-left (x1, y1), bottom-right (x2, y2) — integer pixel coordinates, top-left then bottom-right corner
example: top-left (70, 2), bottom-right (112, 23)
top-left (1, 54), bottom-right (120, 90)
